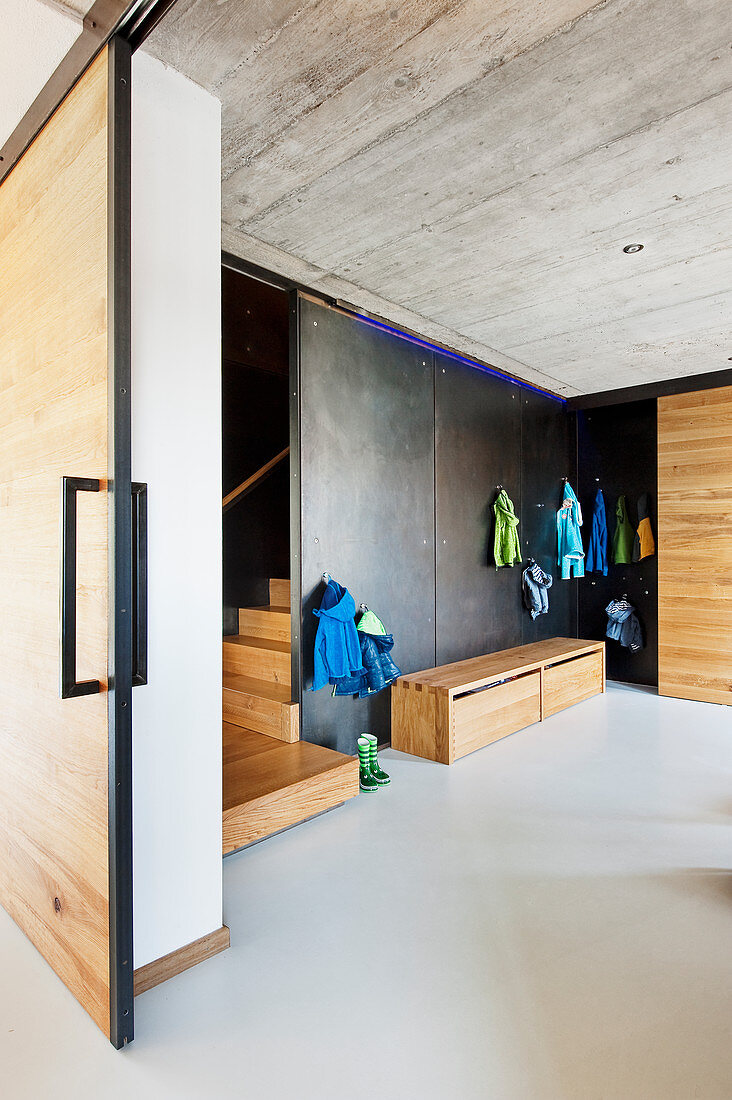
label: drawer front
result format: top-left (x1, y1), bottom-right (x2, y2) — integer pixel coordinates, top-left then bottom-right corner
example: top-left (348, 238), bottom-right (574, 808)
top-left (543, 651), bottom-right (603, 717)
top-left (453, 670), bottom-right (541, 760)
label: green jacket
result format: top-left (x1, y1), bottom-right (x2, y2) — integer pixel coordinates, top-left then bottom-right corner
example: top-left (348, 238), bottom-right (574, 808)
top-left (494, 490), bottom-right (521, 567)
top-left (612, 495), bottom-right (634, 564)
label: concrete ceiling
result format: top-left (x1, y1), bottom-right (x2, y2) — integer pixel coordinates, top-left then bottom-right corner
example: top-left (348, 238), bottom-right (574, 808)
top-left (0, 0), bottom-right (86, 148)
top-left (146, 0), bottom-right (732, 396)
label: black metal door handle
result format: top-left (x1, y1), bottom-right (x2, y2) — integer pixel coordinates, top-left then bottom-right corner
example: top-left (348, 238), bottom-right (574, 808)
top-left (60, 476), bottom-right (102, 699)
top-left (131, 482), bottom-right (148, 686)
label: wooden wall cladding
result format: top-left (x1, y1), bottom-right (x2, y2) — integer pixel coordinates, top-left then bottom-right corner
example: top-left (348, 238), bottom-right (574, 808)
top-left (0, 51), bottom-right (112, 1035)
top-left (658, 386), bottom-right (732, 705)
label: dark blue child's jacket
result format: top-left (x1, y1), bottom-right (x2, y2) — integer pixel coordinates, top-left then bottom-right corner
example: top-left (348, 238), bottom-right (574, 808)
top-left (312, 579), bottom-right (363, 691)
top-left (586, 488), bottom-right (608, 576)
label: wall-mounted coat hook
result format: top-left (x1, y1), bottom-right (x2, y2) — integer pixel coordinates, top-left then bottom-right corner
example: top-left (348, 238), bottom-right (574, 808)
top-left (322, 571), bottom-right (331, 584)
top-left (359, 602), bottom-right (369, 611)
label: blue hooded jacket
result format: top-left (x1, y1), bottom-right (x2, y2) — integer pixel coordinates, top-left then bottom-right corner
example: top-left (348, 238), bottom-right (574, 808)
top-left (312, 579), bottom-right (363, 692)
top-left (586, 488), bottom-right (608, 576)
top-left (333, 610), bottom-right (401, 697)
top-left (556, 481), bottom-right (585, 580)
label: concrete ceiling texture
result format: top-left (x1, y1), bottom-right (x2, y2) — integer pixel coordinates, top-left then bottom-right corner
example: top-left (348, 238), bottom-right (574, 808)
top-left (147, 0), bottom-right (732, 397)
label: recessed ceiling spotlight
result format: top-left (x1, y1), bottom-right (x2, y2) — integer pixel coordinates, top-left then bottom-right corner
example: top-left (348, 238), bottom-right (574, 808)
top-left (623, 243), bottom-right (644, 254)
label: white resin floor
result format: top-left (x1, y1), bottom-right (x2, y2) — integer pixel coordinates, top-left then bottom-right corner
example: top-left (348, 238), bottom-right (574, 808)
top-left (2, 684), bottom-right (731, 1099)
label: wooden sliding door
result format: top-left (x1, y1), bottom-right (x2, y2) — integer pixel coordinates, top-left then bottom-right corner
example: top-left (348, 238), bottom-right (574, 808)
top-left (0, 43), bottom-right (134, 1045)
top-left (658, 386), bottom-right (732, 705)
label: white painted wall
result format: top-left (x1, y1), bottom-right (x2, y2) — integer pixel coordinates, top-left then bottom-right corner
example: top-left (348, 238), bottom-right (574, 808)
top-left (131, 52), bottom-right (222, 968)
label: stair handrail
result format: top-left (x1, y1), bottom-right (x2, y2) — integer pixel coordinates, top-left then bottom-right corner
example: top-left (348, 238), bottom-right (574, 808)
top-left (222, 446), bottom-right (290, 513)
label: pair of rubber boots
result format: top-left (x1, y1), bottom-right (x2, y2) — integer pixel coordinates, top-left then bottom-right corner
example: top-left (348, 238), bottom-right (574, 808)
top-left (357, 735), bottom-right (390, 793)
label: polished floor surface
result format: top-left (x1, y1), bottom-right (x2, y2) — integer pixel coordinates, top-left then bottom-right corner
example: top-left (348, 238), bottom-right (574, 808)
top-left (2, 684), bottom-right (731, 1099)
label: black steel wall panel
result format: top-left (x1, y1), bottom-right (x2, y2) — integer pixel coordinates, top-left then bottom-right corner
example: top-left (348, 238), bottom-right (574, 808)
top-left (577, 400), bottom-right (658, 686)
top-left (435, 356), bottom-right (522, 663)
top-left (520, 389), bottom-right (578, 644)
top-left (299, 300), bottom-right (436, 754)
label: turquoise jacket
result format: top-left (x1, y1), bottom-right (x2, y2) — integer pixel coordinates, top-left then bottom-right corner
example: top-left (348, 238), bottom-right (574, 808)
top-left (557, 481), bottom-right (585, 579)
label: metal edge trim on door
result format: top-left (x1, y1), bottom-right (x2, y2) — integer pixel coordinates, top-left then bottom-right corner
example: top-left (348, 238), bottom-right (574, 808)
top-left (107, 35), bottom-right (134, 1050)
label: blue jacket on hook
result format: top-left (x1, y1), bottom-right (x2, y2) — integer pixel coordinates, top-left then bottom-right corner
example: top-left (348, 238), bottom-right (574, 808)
top-left (312, 578), bottom-right (363, 692)
top-left (334, 609), bottom-right (402, 698)
top-left (586, 488), bottom-right (608, 576)
top-left (557, 481), bottom-right (585, 580)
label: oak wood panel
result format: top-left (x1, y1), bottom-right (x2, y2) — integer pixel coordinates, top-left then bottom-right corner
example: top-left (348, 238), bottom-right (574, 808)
top-left (222, 726), bottom-right (358, 853)
top-left (400, 639), bottom-right (601, 694)
top-left (269, 578), bottom-right (290, 605)
top-left (392, 640), bottom-right (604, 763)
top-left (222, 634), bottom-right (290, 684)
top-left (238, 605), bottom-right (291, 642)
top-left (543, 652), bottom-right (604, 718)
top-left (453, 671), bottom-right (542, 760)
top-left (222, 673), bottom-right (299, 741)
top-left (391, 682), bottom-right (452, 764)
top-left (658, 387), bottom-right (732, 705)
top-left (0, 50), bottom-right (112, 1036)
top-left (134, 927), bottom-right (230, 996)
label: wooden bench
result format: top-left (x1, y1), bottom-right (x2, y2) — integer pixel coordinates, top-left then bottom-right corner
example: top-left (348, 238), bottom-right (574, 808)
top-left (391, 638), bottom-right (605, 764)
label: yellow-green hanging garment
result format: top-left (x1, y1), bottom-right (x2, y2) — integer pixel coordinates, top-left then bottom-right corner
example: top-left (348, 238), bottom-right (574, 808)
top-left (612, 494), bottom-right (634, 564)
top-left (494, 489), bottom-right (521, 567)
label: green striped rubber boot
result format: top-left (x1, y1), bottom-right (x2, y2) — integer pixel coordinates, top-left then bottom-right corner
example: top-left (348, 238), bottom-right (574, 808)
top-left (357, 737), bottom-right (378, 793)
top-left (366, 734), bottom-right (390, 786)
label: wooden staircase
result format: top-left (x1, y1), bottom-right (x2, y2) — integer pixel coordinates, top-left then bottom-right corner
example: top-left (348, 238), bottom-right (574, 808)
top-left (222, 579), bottom-right (359, 854)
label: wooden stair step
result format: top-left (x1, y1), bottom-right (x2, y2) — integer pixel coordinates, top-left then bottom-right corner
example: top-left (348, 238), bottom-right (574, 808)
top-left (222, 725), bottom-right (359, 854)
top-left (268, 578), bottom-right (290, 606)
top-left (223, 673), bottom-right (299, 742)
top-left (238, 604), bottom-right (291, 643)
top-left (223, 634), bottom-right (290, 685)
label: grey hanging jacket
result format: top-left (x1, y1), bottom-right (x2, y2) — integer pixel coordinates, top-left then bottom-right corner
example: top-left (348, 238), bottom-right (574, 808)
top-left (522, 561), bottom-right (553, 620)
top-left (605, 598), bottom-right (644, 652)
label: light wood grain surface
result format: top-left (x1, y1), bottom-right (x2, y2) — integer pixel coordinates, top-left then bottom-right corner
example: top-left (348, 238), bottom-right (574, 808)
top-left (134, 927), bottom-right (230, 996)
top-left (543, 651), bottom-right (604, 718)
top-left (658, 386), bottom-right (732, 704)
top-left (0, 50), bottom-right (112, 1037)
top-left (399, 638), bottom-right (601, 694)
top-left (222, 725), bottom-right (358, 853)
top-left (392, 639), bottom-right (604, 763)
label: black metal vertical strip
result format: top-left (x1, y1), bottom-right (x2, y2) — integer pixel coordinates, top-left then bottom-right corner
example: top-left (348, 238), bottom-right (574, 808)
top-left (107, 35), bottom-right (134, 1049)
top-left (131, 482), bottom-right (148, 686)
top-left (60, 476), bottom-right (103, 698)
top-left (288, 290), bottom-right (302, 717)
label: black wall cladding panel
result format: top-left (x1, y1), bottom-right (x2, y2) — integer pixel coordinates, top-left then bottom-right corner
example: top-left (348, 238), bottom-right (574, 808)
top-left (520, 388), bottom-right (578, 644)
top-left (299, 300), bottom-right (436, 754)
top-left (435, 356), bottom-right (522, 663)
top-left (577, 400), bottom-right (658, 686)
top-left (222, 361), bottom-right (290, 625)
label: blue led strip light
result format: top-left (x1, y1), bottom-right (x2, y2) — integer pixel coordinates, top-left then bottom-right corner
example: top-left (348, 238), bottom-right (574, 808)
top-left (343, 310), bottom-right (566, 404)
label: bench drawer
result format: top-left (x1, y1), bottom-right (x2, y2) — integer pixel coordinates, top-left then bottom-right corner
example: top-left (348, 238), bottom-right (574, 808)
top-left (453, 670), bottom-right (541, 760)
top-left (543, 651), bottom-right (603, 717)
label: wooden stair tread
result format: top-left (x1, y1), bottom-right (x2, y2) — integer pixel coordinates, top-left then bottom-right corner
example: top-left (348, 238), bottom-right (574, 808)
top-left (222, 673), bottom-right (294, 703)
top-left (224, 634), bottom-right (290, 653)
top-left (223, 726), bottom-right (355, 810)
top-left (240, 604), bottom-right (290, 615)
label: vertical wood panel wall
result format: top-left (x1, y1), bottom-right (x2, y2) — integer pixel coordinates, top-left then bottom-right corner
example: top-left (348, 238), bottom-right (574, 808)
top-left (658, 386), bottom-right (732, 704)
top-left (0, 51), bottom-right (112, 1034)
